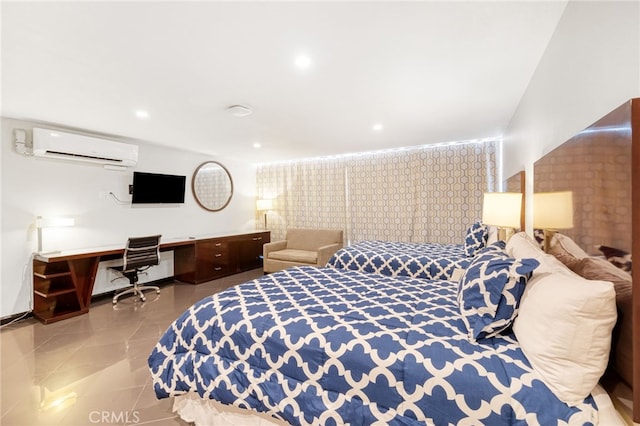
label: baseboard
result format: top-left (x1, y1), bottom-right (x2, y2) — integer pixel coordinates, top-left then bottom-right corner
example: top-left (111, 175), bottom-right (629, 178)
top-left (1, 277), bottom-right (176, 326)
top-left (1, 311), bottom-right (33, 326)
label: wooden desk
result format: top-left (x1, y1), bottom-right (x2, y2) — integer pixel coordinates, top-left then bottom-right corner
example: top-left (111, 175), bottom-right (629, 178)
top-left (32, 231), bottom-right (270, 324)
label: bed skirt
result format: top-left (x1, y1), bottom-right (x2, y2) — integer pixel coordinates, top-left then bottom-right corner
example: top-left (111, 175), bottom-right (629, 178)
top-left (173, 384), bottom-right (624, 426)
top-left (173, 392), bottom-right (289, 426)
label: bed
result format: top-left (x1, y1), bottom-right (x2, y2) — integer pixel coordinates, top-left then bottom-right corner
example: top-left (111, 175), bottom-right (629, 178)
top-left (326, 222), bottom-right (489, 280)
top-left (147, 100), bottom-right (639, 424)
top-left (148, 239), bottom-right (620, 425)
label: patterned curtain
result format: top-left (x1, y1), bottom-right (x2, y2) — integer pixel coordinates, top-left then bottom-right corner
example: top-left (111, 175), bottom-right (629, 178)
top-left (409, 142), bottom-right (498, 244)
top-left (256, 159), bottom-right (347, 241)
top-left (256, 140), bottom-right (498, 244)
top-left (346, 152), bottom-right (415, 243)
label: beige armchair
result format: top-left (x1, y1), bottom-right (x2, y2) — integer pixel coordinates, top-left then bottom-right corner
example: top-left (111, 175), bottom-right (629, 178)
top-left (263, 228), bottom-right (344, 273)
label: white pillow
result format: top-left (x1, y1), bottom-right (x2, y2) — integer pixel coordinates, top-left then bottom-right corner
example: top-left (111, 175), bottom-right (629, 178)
top-left (506, 232), bottom-right (569, 275)
top-left (513, 270), bottom-right (617, 406)
top-left (550, 233), bottom-right (589, 259)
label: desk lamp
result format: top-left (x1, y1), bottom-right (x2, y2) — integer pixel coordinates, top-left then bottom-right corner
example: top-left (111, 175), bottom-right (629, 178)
top-left (533, 191), bottom-right (574, 252)
top-left (36, 216), bottom-right (75, 254)
top-left (256, 199), bottom-right (273, 230)
top-left (482, 192), bottom-right (523, 241)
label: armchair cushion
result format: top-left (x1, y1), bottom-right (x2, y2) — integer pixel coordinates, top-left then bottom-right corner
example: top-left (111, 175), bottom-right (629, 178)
top-left (268, 249), bottom-right (317, 264)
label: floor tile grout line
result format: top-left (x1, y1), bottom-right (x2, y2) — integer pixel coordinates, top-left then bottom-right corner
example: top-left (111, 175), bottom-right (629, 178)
top-left (0, 269), bottom-right (264, 426)
top-left (129, 384), bottom-right (147, 417)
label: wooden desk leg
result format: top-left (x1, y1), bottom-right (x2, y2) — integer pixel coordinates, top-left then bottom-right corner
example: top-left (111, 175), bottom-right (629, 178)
top-left (33, 256), bottom-right (100, 324)
top-left (68, 257), bottom-right (100, 310)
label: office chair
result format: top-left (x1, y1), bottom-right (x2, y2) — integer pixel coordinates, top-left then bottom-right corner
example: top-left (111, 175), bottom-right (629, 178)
top-left (110, 235), bottom-right (162, 304)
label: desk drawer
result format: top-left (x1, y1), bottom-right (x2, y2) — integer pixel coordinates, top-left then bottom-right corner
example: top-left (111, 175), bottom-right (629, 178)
top-left (194, 261), bottom-right (233, 282)
top-left (203, 249), bottom-right (229, 266)
top-left (209, 264), bottom-right (233, 278)
top-left (198, 241), bottom-right (229, 259)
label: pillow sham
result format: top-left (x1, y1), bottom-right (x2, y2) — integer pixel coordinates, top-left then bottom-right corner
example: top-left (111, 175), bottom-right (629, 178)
top-left (457, 248), bottom-right (539, 342)
top-left (597, 245), bottom-right (632, 274)
top-left (550, 233), bottom-right (588, 259)
top-left (464, 221), bottom-right (488, 257)
top-left (513, 270), bottom-right (617, 406)
top-left (569, 256), bottom-right (631, 302)
top-left (565, 256), bottom-right (633, 388)
top-left (548, 238), bottom-right (580, 269)
top-left (506, 232), bottom-right (569, 275)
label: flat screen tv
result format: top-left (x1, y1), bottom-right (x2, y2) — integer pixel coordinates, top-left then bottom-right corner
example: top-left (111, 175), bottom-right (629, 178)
top-left (131, 171), bottom-right (186, 204)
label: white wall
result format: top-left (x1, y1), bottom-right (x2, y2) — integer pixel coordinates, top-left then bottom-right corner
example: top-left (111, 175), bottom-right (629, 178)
top-left (503, 0), bottom-right (640, 231)
top-left (1, 117), bottom-right (257, 318)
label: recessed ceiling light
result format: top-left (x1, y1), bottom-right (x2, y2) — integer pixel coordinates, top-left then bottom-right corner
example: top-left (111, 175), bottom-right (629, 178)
top-left (372, 123), bottom-right (383, 132)
top-left (227, 105), bottom-right (253, 117)
top-left (253, 142), bottom-right (262, 149)
top-left (135, 110), bottom-right (149, 119)
top-left (295, 55), bottom-right (312, 69)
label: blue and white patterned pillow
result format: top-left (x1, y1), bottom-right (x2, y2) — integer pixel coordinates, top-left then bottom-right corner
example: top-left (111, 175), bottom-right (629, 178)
top-left (457, 248), bottom-right (539, 341)
top-left (464, 221), bottom-right (488, 257)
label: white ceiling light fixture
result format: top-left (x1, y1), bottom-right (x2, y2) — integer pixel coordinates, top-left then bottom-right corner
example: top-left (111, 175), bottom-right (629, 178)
top-left (295, 55), bottom-right (312, 69)
top-left (372, 123), bottom-right (384, 132)
top-left (226, 105), bottom-right (253, 117)
top-left (253, 142), bottom-right (262, 149)
top-left (135, 110), bottom-right (149, 119)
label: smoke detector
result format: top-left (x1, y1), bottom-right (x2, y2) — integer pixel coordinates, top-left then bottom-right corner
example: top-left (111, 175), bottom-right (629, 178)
top-left (226, 105), bottom-right (253, 117)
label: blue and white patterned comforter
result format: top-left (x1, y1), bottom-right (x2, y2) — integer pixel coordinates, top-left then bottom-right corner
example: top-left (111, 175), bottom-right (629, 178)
top-left (148, 266), bottom-right (597, 425)
top-left (327, 240), bottom-right (471, 280)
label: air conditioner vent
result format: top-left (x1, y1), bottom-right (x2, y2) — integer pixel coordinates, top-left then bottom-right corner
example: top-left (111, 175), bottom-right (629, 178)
top-left (43, 150), bottom-right (127, 163)
top-left (32, 128), bottom-right (138, 167)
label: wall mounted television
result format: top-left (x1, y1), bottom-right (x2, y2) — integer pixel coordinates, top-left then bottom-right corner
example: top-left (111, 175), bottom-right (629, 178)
top-left (131, 171), bottom-right (186, 204)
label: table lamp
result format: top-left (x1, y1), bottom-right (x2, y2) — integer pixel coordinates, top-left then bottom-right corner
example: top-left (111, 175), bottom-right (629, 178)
top-left (482, 192), bottom-right (523, 241)
top-left (533, 191), bottom-right (574, 252)
top-left (256, 199), bottom-right (273, 229)
top-left (36, 216), bottom-right (75, 254)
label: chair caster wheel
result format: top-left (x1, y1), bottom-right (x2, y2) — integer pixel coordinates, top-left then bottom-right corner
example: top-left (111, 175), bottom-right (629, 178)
top-left (156, 289), bottom-right (160, 294)
top-left (112, 299), bottom-right (117, 305)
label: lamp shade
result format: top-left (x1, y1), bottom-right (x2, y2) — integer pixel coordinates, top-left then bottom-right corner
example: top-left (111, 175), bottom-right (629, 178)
top-left (36, 216), bottom-right (75, 228)
top-left (482, 192), bottom-right (523, 228)
top-left (256, 199), bottom-right (273, 211)
top-left (35, 215), bottom-right (75, 253)
top-left (533, 191), bottom-right (574, 229)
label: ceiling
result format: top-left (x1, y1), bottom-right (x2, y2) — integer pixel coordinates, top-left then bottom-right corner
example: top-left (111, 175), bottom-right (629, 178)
top-left (1, 1), bottom-right (568, 164)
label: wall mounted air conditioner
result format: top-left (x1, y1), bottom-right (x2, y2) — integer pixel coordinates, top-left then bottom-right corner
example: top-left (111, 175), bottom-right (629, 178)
top-left (32, 128), bottom-right (139, 167)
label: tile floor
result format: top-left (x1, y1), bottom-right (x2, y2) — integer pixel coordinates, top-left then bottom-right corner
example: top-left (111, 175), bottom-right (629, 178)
top-left (0, 269), bottom-right (264, 426)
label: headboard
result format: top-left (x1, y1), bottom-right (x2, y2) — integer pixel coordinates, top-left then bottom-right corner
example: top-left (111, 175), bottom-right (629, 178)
top-left (534, 104), bottom-right (632, 255)
top-left (533, 98), bottom-right (639, 421)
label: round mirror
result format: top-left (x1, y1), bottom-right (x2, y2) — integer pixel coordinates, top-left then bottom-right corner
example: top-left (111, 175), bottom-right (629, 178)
top-left (192, 161), bottom-right (233, 211)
